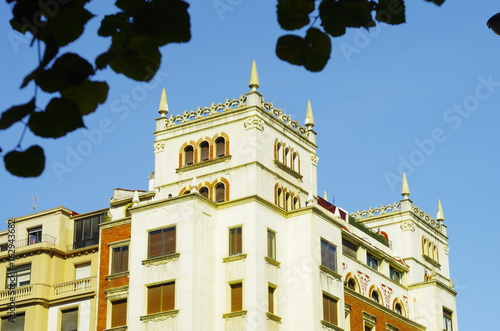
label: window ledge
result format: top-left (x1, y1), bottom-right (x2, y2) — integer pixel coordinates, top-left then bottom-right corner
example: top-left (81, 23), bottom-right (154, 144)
top-left (177, 155), bottom-right (232, 173)
top-left (320, 320), bottom-right (343, 331)
top-left (223, 253), bottom-right (247, 263)
top-left (106, 271), bottom-right (129, 280)
top-left (264, 256), bottom-right (281, 267)
top-left (222, 310), bottom-right (247, 319)
top-left (140, 310), bottom-right (179, 322)
top-left (142, 253), bottom-right (180, 266)
top-left (319, 265), bottom-right (342, 279)
top-left (266, 312), bottom-right (282, 323)
top-left (423, 254), bottom-right (441, 268)
top-left (273, 160), bottom-right (303, 179)
top-left (104, 327), bottom-right (127, 331)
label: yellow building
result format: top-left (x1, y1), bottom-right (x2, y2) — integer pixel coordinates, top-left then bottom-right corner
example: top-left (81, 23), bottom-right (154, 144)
top-left (0, 206), bottom-right (105, 331)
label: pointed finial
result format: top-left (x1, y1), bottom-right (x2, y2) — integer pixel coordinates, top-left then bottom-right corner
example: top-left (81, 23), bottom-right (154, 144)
top-left (132, 191), bottom-right (140, 206)
top-left (249, 60), bottom-right (260, 91)
top-left (304, 100), bottom-right (315, 127)
top-left (323, 190), bottom-right (328, 201)
top-left (306, 190), bottom-right (315, 206)
top-left (401, 172), bottom-right (410, 199)
top-left (191, 176), bottom-right (198, 193)
top-left (158, 88), bottom-right (169, 116)
top-left (436, 199), bottom-right (445, 221)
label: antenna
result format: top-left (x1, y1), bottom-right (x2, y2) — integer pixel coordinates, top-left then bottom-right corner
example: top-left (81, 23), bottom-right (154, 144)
top-left (32, 194), bottom-right (38, 212)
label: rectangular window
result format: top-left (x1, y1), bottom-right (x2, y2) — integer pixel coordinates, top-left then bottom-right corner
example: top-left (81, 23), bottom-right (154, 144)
top-left (111, 299), bottom-right (127, 327)
top-left (73, 214), bottom-right (104, 249)
top-left (443, 308), bottom-right (453, 331)
top-left (321, 239), bottom-right (337, 272)
top-left (342, 238), bottom-right (358, 259)
top-left (111, 246), bottom-right (129, 274)
top-left (28, 226), bottom-right (42, 245)
top-left (75, 263), bottom-right (91, 279)
top-left (148, 226), bottom-right (176, 258)
top-left (322, 294), bottom-right (338, 325)
top-left (148, 281), bottom-right (175, 314)
top-left (6, 263), bottom-right (31, 288)
top-left (390, 267), bottom-right (402, 283)
top-left (2, 313), bottom-right (25, 331)
top-left (367, 253), bottom-right (380, 271)
top-left (267, 230), bottom-right (276, 260)
top-left (229, 227), bottom-right (242, 256)
top-left (268, 286), bottom-right (276, 314)
top-left (230, 282), bottom-right (243, 312)
top-left (61, 308), bottom-right (78, 331)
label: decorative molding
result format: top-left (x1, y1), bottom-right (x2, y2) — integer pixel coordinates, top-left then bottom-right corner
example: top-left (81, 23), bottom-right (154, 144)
top-left (105, 271), bottom-right (129, 281)
top-left (153, 141), bottom-right (165, 153)
top-left (261, 97), bottom-right (308, 135)
top-left (386, 323), bottom-right (400, 331)
top-left (264, 256), bottom-right (281, 267)
top-left (444, 245), bottom-right (449, 255)
top-left (310, 153), bottom-right (319, 166)
top-left (142, 253), bottom-right (180, 266)
top-left (380, 283), bottom-right (394, 309)
top-left (357, 270), bottom-right (371, 296)
top-left (243, 116), bottom-right (264, 131)
top-left (342, 262), bottom-right (348, 271)
top-left (105, 285), bottom-right (128, 301)
top-left (223, 253), bottom-right (247, 263)
top-left (176, 155), bottom-right (232, 173)
top-left (222, 310), bottom-right (247, 319)
top-left (104, 327), bottom-right (127, 331)
top-left (422, 254), bottom-right (441, 268)
top-left (363, 311), bottom-right (377, 327)
top-left (320, 319), bottom-right (344, 331)
top-left (319, 265), bottom-right (342, 280)
top-left (140, 310), bottom-right (179, 322)
top-left (351, 202), bottom-right (401, 219)
top-left (400, 221), bottom-right (416, 232)
top-left (273, 160), bottom-right (303, 179)
top-left (265, 312), bottom-right (282, 323)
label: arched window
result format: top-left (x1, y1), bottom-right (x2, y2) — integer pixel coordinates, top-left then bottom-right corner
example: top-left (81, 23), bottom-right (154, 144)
top-left (184, 146), bottom-right (194, 165)
top-left (347, 278), bottom-right (357, 291)
top-left (422, 237), bottom-right (427, 255)
top-left (371, 290), bottom-right (380, 303)
top-left (285, 192), bottom-right (291, 211)
top-left (199, 187), bottom-right (209, 199)
top-left (284, 147), bottom-right (289, 166)
top-left (215, 137), bottom-right (225, 157)
top-left (183, 190), bottom-right (191, 195)
top-left (293, 197), bottom-right (299, 209)
top-left (433, 245), bottom-right (438, 261)
top-left (428, 242), bottom-right (432, 257)
top-left (292, 152), bottom-right (298, 171)
top-left (395, 302), bottom-right (403, 315)
top-left (215, 183), bottom-right (225, 202)
top-left (276, 143), bottom-right (282, 162)
top-left (200, 141), bottom-right (209, 161)
top-left (277, 188), bottom-right (283, 208)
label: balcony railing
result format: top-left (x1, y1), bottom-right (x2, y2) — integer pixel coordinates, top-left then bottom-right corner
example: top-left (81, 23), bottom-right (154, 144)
top-left (0, 276), bottom-right (96, 305)
top-left (0, 234), bottom-right (57, 251)
top-left (67, 237), bottom-right (99, 251)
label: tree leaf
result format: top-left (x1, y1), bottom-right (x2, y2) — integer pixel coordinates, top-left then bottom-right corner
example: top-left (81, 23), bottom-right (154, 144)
top-left (424, 0), bottom-right (445, 6)
top-left (277, 0), bottom-right (315, 31)
top-left (276, 35), bottom-right (307, 66)
top-left (61, 81), bottom-right (109, 115)
top-left (115, 0), bottom-right (147, 13)
top-left (320, 0), bottom-right (374, 37)
top-left (28, 98), bottom-right (84, 138)
top-left (0, 98), bottom-right (35, 130)
top-left (376, 0), bottom-right (406, 25)
top-left (303, 28), bottom-right (331, 72)
top-left (35, 53), bottom-right (94, 93)
top-left (4, 145), bottom-right (45, 177)
top-left (98, 13), bottom-right (130, 37)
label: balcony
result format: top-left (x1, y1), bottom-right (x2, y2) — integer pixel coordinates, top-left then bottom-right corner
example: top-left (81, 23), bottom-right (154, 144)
top-left (0, 276), bottom-right (97, 305)
top-left (0, 234), bottom-right (57, 251)
top-left (67, 238), bottom-right (99, 251)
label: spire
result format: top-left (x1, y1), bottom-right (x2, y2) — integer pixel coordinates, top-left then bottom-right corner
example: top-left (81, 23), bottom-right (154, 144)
top-left (304, 100), bottom-right (315, 127)
top-left (132, 190), bottom-right (140, 206)
top-left (323, 190), bottom-right (328, 201)
top-left (436, 199), bottom-right (445, 221)
top-left (248, 60), bottom-right (260, 91)
top-left (401, 172), bottom-right (410, 199)
top-left (158, 88), bottom-right (169, 116)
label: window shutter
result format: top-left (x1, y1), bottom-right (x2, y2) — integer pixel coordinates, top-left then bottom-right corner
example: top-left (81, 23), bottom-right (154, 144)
top-left (216, 138), bottom-right (225, 156)
top-left (75, 263), bottom-right (91, 279)
top-left (111, 299), bottom-right (127, 327)
top-left (216, 183), bottom-right (225, 202)
top-left (149, 230), bottom-right (162, 257)
top-left (323, 294), bottom-right (337, 325)
top-left (268, 286), bottom-right (275, 314)
top-left (231, 283), bottom-right (242, 312)
top-left (148, 285), bottom-right (162, 314)
top-left (185, 146), bottom-right (194, 165)
top-left (112, 248), bottom-right (120, 274)
top-left (122, 246), bottom-right (129, 272)
top-left (200, 142), bottom-right (209, 160)
top-left (163, 282), bottom-right (175, 311)
top-left (163, 227), bottom-right (176, 255)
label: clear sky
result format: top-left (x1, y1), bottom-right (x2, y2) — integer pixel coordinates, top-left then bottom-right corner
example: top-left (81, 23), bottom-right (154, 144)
top-left (1, 1), bottom-right (498, 329)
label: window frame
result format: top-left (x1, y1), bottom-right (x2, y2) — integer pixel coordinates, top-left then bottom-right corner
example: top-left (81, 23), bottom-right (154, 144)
top-left (230, 282), bottom-right (243, 312)
top-left (199, 141), bottom-right (210, 161)
top-left (229, 226), bottom-right (243, 256)
top-left (147, 281), bottom-right (175, 315)
top-left (367, 253), bottom-right (380, 271)
top-left (443, 307), bottom-right (453, 331)
top-left (148, 226), bottom-right (176, 259)
top-left (27, 226), bottom-right (42, 245)
top-left (342, 238), bottom-right (358, 259)
top-left (390, 266), bottom-right (402, 283)
top-left (322, 293), bottom-right (338, 325)
top-left (60, 307), bottom-right (78, 331)
top-left (111, 299), bottom-right (127, 327)
top-left (215, 137), bottom-right (226, 157)
top-left (111, 245), bottom-right (129, 274)
top-left (6, 263), bottom-right (31, 288)
top-left (268, 284), bottom-right (276, 314)
top-left (184, 145), bottom-right (194, 165)
top-left (267, 229), bottom-right (276, 260)
top-left (320, 239), bottom-right (337, 272)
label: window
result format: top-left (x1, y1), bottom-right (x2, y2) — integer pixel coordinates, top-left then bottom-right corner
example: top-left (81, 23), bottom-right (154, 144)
top-left (199, 187), bottom-right (209, 199)
top-left (367, 253), bottom-right (380, 271)
top-left (277, 188), bottom-right (283, 208)
top-left (61, 307), bottom-right (78, 331)
top-left (230, 283), bottom-right (243, 312)
top-left (111, 299), bottom-right (127, 327)
top-left (2, 313), bottom-right (25, 331)
top-left (284, 147), bottom-right (289, 166)
top-left (390, 267), bottom-right (402, 283)
top-left (215, 183), bottom-right (225, 202)
top-left (321, 239), bottom-right (337, 272)
top-left (285, 192), bottom-right (291, 210)
top-left (292, 152), bottom-right (298, 170)
top-left (267, 230), bottom-right (276, 260)
top-left (347, 278), bottom-right (357, 291)
top-left (200, 141), bottom-right (209, 161)
top-left (75, 263), bottom-right (91, 279)
top-left (268, 286), bottom-right (276, 314)
top-left (28, 226), bottom-right (42, 245)
top-left (394, 302), bottom-right (403, 315)
top-left (73, 214), bottom-right (103, 249)
top-left (293, 197), bottom-right (299, 209)
top-left (6, 263), bottom-right (31, 287)
top-left (229, 227), bottom-right (242, 256)
top-left (342, 238), bottom-right (358, 259)
top-left (322, 294), bottom-right (338, 325)
top-left (443, 308), bottom-right (453, 331)
top-left (184, 145), bottom-right (194, 165)
top-left (371, 290), bottom-right (380, 303)
top-left (276, 143), bottom-right (282, 162)
top-left (147, 282), bottom-right (175, 314)
top-left (148, 226), bottom-right (176, 258)
top-left (112, 246), bottom-right (129, 274)
top-left (215, 137), bottom-right (225, 157)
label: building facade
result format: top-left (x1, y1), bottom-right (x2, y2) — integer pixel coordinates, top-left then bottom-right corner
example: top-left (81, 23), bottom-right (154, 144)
top-left (1, 62), bottom-right (458, 331)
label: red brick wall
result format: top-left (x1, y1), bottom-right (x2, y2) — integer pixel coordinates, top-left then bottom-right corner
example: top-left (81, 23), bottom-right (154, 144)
top-left (97, 222), bottom-right (131, 331)
top-left (345, 292), bottom-right (421, 331)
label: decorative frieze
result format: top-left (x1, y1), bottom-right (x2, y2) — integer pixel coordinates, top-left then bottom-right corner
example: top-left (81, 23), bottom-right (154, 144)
top-left (153, 141), bottom-right (165, 153)
top-left (243, 116), bottom-right (264, 131)
top-left (400, 221), bottom-right (416, 232)
top-left (310, 154), bottom-right (319, 166)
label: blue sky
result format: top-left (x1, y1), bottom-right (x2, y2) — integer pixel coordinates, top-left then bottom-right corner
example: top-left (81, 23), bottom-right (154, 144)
top-left (1, 1), bottom-right (498, 329)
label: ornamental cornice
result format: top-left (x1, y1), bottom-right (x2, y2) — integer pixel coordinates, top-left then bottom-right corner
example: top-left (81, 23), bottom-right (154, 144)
top-left (142, 253), bottom-right (180, 266)
top-left (140, 310), bottom-right (179, 323)
top-left (243, 116), bottom-right (264, 131)
top-left (400, 221), bottom-right (416, 232)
